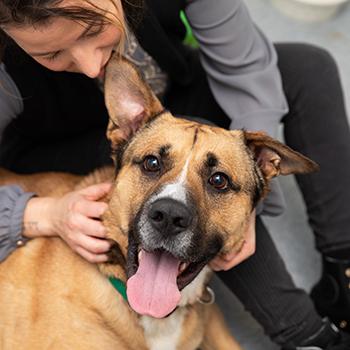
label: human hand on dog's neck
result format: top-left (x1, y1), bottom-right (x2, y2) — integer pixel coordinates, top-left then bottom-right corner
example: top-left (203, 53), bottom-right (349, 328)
top-left (210, 209), bottom-right (256, 271)
top-left (23, 183), bottom-right (113, 264)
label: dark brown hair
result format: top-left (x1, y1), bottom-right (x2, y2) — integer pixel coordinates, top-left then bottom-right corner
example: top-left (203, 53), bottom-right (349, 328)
top-left (0, 0), bottom-right (144, 58)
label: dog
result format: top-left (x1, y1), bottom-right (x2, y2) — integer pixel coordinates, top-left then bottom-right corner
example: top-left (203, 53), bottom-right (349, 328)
top-left (0, 55), bottom-right (319, 350)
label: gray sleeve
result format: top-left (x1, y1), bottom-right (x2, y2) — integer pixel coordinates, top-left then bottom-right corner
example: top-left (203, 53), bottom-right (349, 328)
top-left (185, 0), bottom-right (288, 216)
top-left (0, 67), bottom-right (32, 262)
top-left (0, 62), bottom-right (23, 144)
top-left (0, 185), bottom-right (36, 262)
top-left (185, 0), bottom-right (288, 138)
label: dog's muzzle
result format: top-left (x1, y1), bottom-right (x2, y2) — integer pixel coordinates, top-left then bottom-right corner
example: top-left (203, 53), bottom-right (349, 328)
top-left (126, 196), bottom-right (222, 319)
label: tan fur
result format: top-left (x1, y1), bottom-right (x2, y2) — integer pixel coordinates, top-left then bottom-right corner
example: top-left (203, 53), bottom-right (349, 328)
top-left (0, 161), bottom-right (242, 350)
top-left (0, 56), bottom-right (318, 350)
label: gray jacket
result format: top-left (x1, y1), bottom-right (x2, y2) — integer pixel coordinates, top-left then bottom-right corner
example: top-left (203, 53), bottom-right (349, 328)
top-left (0, 0), bottom-right (288, 261)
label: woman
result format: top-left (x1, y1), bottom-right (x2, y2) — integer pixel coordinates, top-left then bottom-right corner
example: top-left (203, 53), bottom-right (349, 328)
top-left (0, 0), bottom-right (349, 349)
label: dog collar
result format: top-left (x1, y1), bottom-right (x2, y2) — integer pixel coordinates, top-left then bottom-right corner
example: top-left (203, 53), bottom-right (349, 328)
top-left (109, 276), bottom-right (128, 302)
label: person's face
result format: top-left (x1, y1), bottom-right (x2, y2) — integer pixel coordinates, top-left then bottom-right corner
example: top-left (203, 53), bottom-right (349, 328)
top-left (4, 0), bottom-right (123, 78)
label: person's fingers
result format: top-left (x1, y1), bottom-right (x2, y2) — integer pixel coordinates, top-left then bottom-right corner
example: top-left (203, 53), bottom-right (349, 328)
top-left (210, 256), bottom-right (233, 271)
top-left (209, 261), bottom-right (222, 271)
top-left (209, 238), bottom-right (255, 271)
top-left (209, 252), bottom-right (236, 270)
top-left (73, 231), bottom-right (111, 254)
top-left (79, 183), bottom-right (112, 200)
top-left (220, 252), bottom-right (246, 270)
top-left (210, 210), bottom-right (257, 271)
top-left (65, 213), bottom-right (106, 241)
top-left (211, 257), bottom-right (238, 271)
top-left (72, 214), bottom-right (107, 238)
top-left (220, 250), bottom-right (238, 262)
top-left (75, 246), bottom-right (109, 264)
top-left (221, 241), bottom-right (255, 270)
top-left (73, 199), bottom-right (108, 219)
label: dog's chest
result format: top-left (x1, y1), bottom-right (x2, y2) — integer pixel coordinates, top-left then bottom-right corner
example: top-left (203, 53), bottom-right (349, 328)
top-left (140, 308), bottom-right (187, 350)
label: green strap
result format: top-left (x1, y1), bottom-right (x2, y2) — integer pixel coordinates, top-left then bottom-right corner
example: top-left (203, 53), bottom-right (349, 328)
top-left (109, 276), bottom-right (128, 302)
top-left (180, 11), bottom-right (199, 48)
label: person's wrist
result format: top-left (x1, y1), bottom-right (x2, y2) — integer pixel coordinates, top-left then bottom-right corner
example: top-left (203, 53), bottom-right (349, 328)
top-left (23, 197), bottom-right (57, 238)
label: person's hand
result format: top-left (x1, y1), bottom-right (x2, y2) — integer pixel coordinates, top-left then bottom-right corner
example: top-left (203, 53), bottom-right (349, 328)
top-left (24, 183), bottom-right (112, 263)
top-left (210, 209), bottom-right (256, 271)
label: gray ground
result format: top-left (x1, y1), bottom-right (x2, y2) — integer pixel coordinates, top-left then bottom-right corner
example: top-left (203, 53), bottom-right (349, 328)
top-left (214, 1), bottom-right (350, 349)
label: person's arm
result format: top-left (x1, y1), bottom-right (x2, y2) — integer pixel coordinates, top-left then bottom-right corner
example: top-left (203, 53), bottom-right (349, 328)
top-left (0, 185), bottom-right (36, 262)
top-left (22, 184), bottom-right (113, 263)
top-left (185, 0), bottom-right (287, 270)
top-left (0, 64), bottom-right (111, 263)
top-left (0, 62), bottom-right (24, 143)
top-left (0, 62), bottom-right (31, 262)
top-left (185, 0), bottom-right (287, 218)
top-left (185, 0), bottom-right (288, 139)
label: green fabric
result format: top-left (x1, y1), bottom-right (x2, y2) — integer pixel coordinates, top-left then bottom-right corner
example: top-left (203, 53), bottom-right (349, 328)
top-left (109, 276), bottom-right (128, 302)
top-left (180, 10), bottom-right (199, 48)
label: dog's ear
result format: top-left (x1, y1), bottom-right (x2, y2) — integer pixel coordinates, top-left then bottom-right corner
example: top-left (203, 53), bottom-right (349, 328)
top-left (244, 131), bottom-right (319, 180)
top-left (104, 54), bottom-right (164, 148)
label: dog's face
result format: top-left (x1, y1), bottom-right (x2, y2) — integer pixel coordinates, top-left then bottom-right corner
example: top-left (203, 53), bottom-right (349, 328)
top-left (109, 115), bottom-right (259, 314)
top-left (102, 55), bottom-right (318, 319)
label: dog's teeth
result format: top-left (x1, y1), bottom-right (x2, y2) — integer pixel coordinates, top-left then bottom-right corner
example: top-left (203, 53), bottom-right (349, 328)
top-left (138, 250), bottom-right (143, 262)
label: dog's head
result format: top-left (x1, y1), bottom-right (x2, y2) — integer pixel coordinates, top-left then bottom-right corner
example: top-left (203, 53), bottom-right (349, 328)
top-left (102, 55), bottom-right (318, 318)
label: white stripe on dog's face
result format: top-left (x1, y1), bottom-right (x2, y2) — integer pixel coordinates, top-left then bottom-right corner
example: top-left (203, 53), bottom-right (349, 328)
top-left (137, 155), bottom-right (194, 256)
top-left (152, 155), bottom-right (191, 205)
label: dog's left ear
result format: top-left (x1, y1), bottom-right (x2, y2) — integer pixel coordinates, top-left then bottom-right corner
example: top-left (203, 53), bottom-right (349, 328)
top-left (104, 54), bottom-right (164, 148)
top-left (244, 131), bottom-right (319, 180)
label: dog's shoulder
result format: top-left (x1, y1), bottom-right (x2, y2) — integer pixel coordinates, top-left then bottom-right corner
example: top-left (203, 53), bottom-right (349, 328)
top-left (74, 166), bottom-right (115, 191)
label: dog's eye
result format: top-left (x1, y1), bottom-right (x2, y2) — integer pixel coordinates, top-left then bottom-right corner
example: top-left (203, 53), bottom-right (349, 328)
top-left (208, 172), bottom-right (229, 191)
top-left (143, 156), bottom-right (161, 172)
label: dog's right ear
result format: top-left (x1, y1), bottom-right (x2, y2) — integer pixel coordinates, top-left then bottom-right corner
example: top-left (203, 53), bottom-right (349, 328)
top-left (104, 54), bottom-right (164, 148)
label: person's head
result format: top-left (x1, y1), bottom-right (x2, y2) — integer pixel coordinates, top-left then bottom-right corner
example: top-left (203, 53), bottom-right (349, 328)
top-left (0, 0), bottom-right (143, 78)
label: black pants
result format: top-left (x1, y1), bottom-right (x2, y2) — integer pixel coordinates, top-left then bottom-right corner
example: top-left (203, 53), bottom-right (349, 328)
top-left (3, 43), bottom-right (350, 347)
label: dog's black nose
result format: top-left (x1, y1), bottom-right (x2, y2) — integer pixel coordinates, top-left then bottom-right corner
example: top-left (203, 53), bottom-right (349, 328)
top-left (148, 198), bottom-right (193, 236)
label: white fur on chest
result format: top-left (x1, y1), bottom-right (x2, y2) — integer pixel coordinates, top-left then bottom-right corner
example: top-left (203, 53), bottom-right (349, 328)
top-left (140, 308), bottom-right (187, 350)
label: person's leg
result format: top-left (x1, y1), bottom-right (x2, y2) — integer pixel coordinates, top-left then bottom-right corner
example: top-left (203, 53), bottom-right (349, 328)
top-left (218, 217), bottom-right (326, 348)
top-left (277, 43), bottom-right (350, 333)
top-left (278, 43), bottom-right (350, 253)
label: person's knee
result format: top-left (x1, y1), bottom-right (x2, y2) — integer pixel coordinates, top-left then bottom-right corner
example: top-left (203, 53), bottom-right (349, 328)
top-left (296, 43), bottom-right (334, 62)
top-left (278, 43), bottom-right (339, 84)
top-left (298, 44), bottom-right (338, 77)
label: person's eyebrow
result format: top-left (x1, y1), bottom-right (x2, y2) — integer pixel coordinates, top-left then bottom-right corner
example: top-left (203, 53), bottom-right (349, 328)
top-left (28, 24), bottom-right (94, 56)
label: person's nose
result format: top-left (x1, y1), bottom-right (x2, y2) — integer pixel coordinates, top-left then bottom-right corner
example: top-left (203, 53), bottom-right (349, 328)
top-left (71, 45), bottom-right (103, 78)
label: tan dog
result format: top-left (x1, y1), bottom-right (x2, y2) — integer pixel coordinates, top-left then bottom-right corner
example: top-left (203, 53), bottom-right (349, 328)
top-left (0, 56), bottom-right (318, 350)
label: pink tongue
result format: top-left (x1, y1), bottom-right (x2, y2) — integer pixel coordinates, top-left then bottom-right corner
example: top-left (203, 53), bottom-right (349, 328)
top-left (127, 250), bottom-right (181, 318)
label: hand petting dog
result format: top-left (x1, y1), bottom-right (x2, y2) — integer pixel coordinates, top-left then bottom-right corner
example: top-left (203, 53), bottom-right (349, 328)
top-left (210, 209), bottom-right (256, 271)
top-left (23, 182), bottom-right (112, 263)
